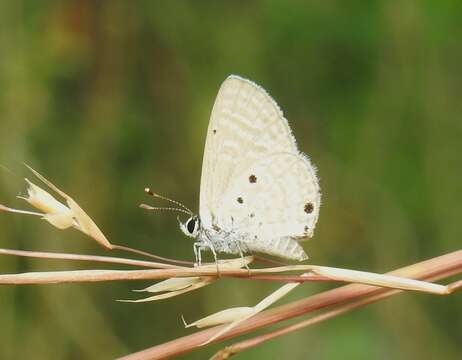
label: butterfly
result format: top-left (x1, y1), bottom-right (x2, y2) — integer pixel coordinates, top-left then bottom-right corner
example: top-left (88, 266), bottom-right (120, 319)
top-left (144, 75), bottom-right (320, 264)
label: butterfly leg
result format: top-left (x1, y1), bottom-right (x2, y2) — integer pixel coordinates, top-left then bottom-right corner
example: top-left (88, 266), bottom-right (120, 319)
top-left (208, 242), bottom-right (221, 276)
top-left (202, 231), bottom-right (221, 275)
top-left (235, 241), bottom-right (250, 273)
top-left (194, 239), bottom-right (220, 275)
top-left (193, 242), bottom-right (202, 266)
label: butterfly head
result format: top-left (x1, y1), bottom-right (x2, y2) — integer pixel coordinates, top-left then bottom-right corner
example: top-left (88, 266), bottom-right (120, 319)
top-left (180, 215), bottom-right (200, 238)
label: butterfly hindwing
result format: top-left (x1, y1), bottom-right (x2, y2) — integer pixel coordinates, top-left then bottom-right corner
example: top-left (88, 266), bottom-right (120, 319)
top-left (215, 152), bottom-right (320, 260)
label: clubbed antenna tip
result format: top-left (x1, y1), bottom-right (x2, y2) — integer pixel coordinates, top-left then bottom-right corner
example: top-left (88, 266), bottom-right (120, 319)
top-left (142, 186), bottom-right (193, 215)
top-left (144, 187), bottom-right (155, 196)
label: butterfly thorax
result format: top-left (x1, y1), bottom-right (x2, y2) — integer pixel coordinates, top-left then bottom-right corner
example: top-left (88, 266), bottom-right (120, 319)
top-left (181, 214), bottom-right (248, 261)
top-left (196, 223), bottom-right (250, 255)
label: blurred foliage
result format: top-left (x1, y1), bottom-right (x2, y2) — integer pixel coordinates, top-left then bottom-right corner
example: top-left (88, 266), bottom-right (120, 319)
top-left (0, 1), bottom-right (461, 359)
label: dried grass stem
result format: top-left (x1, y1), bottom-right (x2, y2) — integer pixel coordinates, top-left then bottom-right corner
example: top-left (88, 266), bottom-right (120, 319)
top-left (117, 249), bottom-right (462, 360)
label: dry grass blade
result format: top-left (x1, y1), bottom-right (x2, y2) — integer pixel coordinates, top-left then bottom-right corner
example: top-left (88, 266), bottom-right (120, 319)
top-left (184, 307), bottom-right (254, 329)
top-left (201, 281), bottom-right (301, 345)
top-left (309, 265), bottom-right (449, 294)
top-left (118, 278), bottom-right (216, 303)
top-left (210, 269), bottom-right (462, 359)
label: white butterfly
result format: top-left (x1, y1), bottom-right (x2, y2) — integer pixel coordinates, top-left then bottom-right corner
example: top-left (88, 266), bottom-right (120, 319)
top-left (178, 75), bottom-right (321, 264)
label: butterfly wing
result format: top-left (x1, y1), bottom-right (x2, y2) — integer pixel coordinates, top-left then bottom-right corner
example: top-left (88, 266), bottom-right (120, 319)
top-left (199, 75), bottom-right (320, 260)
top-left (216, 152), bottom-right (320, 260)
top-left (200, 75), bottom-right (298, 227)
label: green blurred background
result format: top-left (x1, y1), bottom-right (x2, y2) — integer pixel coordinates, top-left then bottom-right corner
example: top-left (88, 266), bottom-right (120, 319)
top-left (0, 1), bottom-right (461, 359)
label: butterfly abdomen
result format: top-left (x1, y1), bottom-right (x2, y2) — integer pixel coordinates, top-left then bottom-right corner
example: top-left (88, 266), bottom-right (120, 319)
top-left (246, 236), bottom-right (308, 261)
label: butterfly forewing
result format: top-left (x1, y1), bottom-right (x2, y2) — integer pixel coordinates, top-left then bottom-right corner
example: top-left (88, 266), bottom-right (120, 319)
top-left (200, 76), bottom-right (298, 227)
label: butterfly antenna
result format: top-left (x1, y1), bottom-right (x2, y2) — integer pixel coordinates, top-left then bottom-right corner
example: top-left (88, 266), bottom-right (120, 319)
top-left (139, 204), bottom-right (192, 216)
top-left (0, 164), bottom-right (22, 182)
top-left (144, 188), bottom-right (193, 215)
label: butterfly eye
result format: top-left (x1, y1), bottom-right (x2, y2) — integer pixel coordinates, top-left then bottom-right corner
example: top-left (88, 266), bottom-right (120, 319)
top-left (187, 217), bottom-right (197, 234)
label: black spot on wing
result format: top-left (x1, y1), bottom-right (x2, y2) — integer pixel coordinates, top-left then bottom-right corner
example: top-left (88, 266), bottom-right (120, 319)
top-left (304, 202), bottom-right (314, 214)
top-left (237, 197), bottom-right (243, 204)
top-left (249, 174), bottom-right (257, 183)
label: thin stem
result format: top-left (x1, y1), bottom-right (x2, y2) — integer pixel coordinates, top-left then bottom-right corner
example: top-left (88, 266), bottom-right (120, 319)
top-left (0, 268), bottom-right (328, 285)
top-left (0, 247), bottom-right (456, 293)
top-left (0, 248), bottom-right (180, 269)
top-left (0, 204), bottom-right (43, 217)
top-left (0, 269), bottom-right (223, 285)
top-left (111, 244), bottom-right (194, 266)
top-left (0, 254), bottom-right (457, 292)
top-left (233, 274), bottom-right (332, 282)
